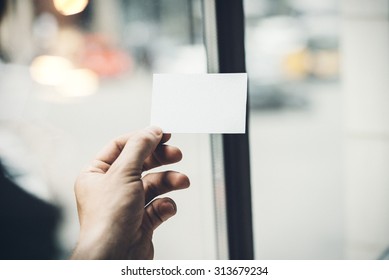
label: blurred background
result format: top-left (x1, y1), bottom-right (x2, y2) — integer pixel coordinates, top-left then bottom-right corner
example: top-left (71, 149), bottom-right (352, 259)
top-left (0, 0), bottom-right (388, 259)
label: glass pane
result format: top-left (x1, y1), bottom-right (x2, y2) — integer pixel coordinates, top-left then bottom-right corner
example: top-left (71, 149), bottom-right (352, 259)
top-left (245, 0), bottom-right (389, 259)
top-left (0, 0), bottom-right (216, 259)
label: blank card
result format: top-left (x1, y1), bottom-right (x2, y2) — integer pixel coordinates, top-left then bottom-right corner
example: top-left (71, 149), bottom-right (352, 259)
top-left (150, 73), bottom-right (247, 133)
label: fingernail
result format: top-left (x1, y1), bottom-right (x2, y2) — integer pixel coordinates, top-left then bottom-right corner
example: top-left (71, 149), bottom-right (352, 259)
top-left (159, 200), bottom-right (177, 220)
top-left (180, 175), bottom-right (190, 188)
top-left (184, 177), bottom-right (190, 188)
top-left (165, 200), bottom-right (176, 212)
top-left (147, 125), bottom-right (163, 136)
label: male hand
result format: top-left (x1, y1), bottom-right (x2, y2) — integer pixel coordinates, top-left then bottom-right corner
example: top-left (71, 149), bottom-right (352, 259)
top-left (71, 126), bottom-right (189, 259)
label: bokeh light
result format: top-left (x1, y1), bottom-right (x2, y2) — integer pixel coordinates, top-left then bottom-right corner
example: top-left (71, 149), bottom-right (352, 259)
top-left (30, 55), bottom-right (98, 98)
top-left (30, 55), bottom-right (73, 86)
top-left (53, 0), bottom-right (89, 16)
top-left (56, 68), bottom-right (99, 97)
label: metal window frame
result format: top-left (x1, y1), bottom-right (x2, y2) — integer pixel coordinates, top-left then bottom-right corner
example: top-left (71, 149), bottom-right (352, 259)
top-left (203, 0), bottom-right (254, 260)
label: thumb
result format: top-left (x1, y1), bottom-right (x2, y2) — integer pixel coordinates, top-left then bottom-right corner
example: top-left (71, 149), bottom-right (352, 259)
top-left (143, 198), bottom-right (177, 233)
top-left (111, 126), bottom-right (163, 174)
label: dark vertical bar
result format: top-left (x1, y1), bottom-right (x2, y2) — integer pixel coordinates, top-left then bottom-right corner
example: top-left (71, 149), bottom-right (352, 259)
top-left (187, 0), bottom-right (195, 44)
top-left (215, 0), bottom-right (254, 260)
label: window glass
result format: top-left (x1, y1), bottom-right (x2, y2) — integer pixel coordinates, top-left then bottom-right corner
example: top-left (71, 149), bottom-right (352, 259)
top-left (245, 0), bottom-right (343, 259)
top-left (0, 0), bottom-right (216, 259)
top-left (245, 0), bottom-right (389, 259)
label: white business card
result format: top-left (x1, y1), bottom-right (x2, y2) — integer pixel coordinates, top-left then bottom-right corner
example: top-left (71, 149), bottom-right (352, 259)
top-left (150, 73), bottom-right (247, 133)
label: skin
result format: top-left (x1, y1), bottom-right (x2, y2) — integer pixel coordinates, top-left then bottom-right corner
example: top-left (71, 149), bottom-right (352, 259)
top-left (71, 126), bottom-right (190, 259)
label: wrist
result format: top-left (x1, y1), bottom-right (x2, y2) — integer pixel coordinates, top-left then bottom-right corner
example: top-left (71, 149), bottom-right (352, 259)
top-left (71, 224), bottom-right (130, 260)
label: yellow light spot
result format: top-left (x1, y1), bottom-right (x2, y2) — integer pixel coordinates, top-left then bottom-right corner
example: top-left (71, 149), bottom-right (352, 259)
top-left (53, 0), bottom-right (89, 16)
top-left (283, 49), bottom-right (311, 80)
top-left (31, 56), bottom-right (99, 98)
top-left (30, 55), bottom-right (73, 86)
top-left (56, 68), bottom-right (99, 97)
